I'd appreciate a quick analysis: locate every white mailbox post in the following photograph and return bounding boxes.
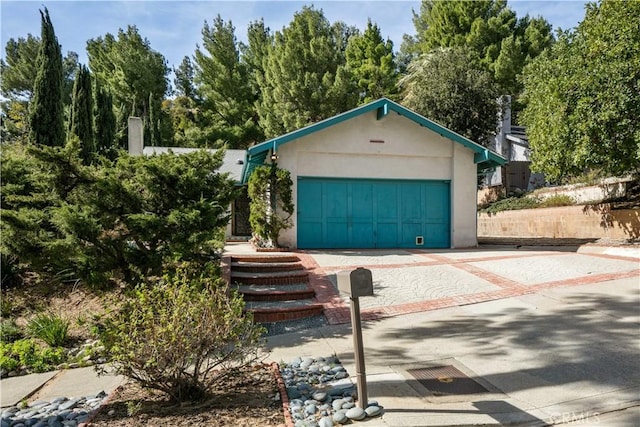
[337,267,374,409]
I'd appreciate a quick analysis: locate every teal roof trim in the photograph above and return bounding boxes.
[243,98,505,183]
[241,151,268,183]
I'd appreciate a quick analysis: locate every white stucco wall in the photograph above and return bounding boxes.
[274,110,479,248]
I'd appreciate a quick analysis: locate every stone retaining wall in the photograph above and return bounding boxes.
[478,204,640,240]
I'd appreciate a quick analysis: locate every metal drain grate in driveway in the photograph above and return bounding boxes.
[407,365,489,396]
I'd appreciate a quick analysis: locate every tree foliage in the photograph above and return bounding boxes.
[257,6,357,138]
[1,143,236,287]
[345,20,397,104]
[28,8,65,147]
[400,47,499,147]
[87,26,169,147]
[173,56,195,99]
[94,82,117,157]
[1,33,77,145]
[520,0,640,181]
[248,165,294,248]
[69,65,95,163]
[405,0,553,96]
[194,15,261,149]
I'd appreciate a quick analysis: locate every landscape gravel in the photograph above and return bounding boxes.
[1,391,108,427]
[262,314,328,336]
[280,355,383,426]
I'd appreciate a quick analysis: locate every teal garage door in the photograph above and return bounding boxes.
[297,178,450,249]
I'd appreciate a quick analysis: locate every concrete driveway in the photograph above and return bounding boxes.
[265,245,640,426]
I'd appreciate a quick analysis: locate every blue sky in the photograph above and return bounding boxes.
[1,0,588,71]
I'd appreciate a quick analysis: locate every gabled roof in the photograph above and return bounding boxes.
[242,98,506,183]
[143,147,246,184]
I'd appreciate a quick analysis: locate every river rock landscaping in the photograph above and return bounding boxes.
[281,355,383,426]
[1,392,108,427]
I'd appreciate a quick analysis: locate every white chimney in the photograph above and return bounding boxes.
[127,117,144,155]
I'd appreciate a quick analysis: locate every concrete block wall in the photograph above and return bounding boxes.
[478,204,640,241]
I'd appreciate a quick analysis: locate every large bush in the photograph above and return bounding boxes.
[248,164,294,248]
[99,264,265,402]
[1,142,236,287]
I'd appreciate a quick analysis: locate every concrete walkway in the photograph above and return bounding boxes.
[265,276,640,426]
[2,244,638,426]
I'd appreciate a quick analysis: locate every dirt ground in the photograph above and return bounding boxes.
[88,365,285,427]
[3,283,286,426]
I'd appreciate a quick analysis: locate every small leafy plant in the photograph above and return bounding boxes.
[99,263,265,403]
[0,339,65,373]
[27,312,69,347]
[0,319,22,343]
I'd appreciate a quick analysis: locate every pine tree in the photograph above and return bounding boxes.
[173,56,195,99]
[69,65,95,163]
[194,15,260,149]
[28,8,65,146]
[257,6,357,138]
[345,20,397,104]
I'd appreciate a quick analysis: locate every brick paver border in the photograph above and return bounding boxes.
[295,250,639,325]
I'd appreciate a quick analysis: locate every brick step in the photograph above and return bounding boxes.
[245,301,325,323]
[231,270,309,285]
[231,255,301,264]
[231,261,304,273]
[238,288,316,302]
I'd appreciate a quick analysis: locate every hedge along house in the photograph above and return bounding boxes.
[241,98,506,249]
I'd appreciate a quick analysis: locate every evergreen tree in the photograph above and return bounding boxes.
[345,20,397,104]
[194,15,260,149]
[241,19,271,117]
[87,26,169,148]
[404,0,553,97]
[69,65,95,163]
[257,6,357,138]
[94,81,116,156]
[173,56,195,99]
[28,8,65,147]
[147,92,162,146]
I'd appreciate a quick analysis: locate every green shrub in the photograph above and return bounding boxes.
[0,319,22,343]
[0,339,65,373]
[480,195,541,214]
[540,194,575,208]
[99,263,265,403]
[2,143,236,288]
[248,165,294,248]
[27,312,69,347]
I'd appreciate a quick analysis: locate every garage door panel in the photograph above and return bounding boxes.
[297,178,450,249]
[377,223,398,248]
[352,223,374,247]
[325,183,348,219]
[326,221,349,247]
[299,222,322,248]
[425,182,449,222]
[401,184,422,221]
[351,183,373,220]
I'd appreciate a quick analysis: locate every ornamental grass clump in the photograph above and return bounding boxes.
[99,263,265,403]
[27,312,69,347]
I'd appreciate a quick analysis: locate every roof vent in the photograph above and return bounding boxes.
[369,139,384,143]
[236,159,244,164]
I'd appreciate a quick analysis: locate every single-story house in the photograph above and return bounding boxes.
[241,98,505,249]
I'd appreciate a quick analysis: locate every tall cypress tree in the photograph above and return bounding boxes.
[29,7,65,146]
[69,65,95,163]
[94,81,116,156]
